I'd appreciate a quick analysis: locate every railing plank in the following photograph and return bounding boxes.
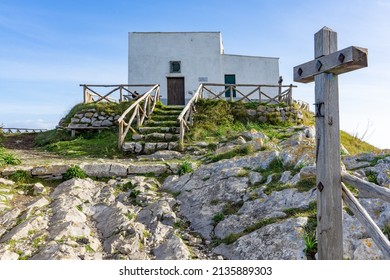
[341,183,390,259]
[341,172,390,203]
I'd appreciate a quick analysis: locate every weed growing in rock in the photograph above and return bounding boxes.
[178,160,193,176]
[129,189,141,198]
[295,177,316,192]
[383,223,390,239]
[365,170,378,185]
[116,181,134,192]
[10,170,31,184]
[85,244,95,253]
[303,232,317,258]
[125,212,137,221]
[63,165,87,181]
[0,148,21,167]
[212,213,225,224]
[221,218,278,245]
[222,201,244,216]
[209,145,257,163]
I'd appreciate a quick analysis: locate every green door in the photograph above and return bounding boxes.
[224,74,236,98]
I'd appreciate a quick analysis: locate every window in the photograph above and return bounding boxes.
[170,61,181,73]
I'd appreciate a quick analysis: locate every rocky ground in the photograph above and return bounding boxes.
[1,126,389,260]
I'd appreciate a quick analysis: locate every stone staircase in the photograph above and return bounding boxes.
[122,105,184,154]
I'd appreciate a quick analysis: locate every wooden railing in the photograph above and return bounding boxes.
[1,128,48,134]
[81,84,158,104]
[117,84,160,148]
[177,83,296,146]
[177,84,204,146]
[201,83,296,105]
[341,171,390,258]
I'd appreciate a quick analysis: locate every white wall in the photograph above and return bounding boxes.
[128,32,280,103]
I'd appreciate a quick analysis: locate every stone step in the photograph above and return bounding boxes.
[151,115,179,122]
[144,120,179,127]
[123,141,179,154]
[138,127,180,134]
[132,132,180,142]
[156,105,185,111]
[153,109,183,116]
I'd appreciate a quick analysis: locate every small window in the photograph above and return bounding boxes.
[170,61,181,73]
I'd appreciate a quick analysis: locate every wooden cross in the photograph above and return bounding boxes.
[293,27,368,260]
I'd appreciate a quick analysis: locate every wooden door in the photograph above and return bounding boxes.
[224,74,236,98]
[167,77,185,105]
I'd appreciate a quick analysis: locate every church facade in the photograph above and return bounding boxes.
[128,32,279,105]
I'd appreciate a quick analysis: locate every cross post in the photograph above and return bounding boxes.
[293,27,368,260]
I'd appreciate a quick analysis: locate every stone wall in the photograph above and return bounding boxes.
[240,103,305,125]
[66,108,121,129]
[1,162,184,180]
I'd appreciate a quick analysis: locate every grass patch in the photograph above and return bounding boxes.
[365,170,378,185]
[295,177,316,192]
[41,130,125,158]
[212,213,225,224]
[209,145,256,162]
[178,160,194,175]
[0,148,21,167]
[222,201,244,215]
[63,165,87,181]
[221,218,278,244]
[116,181,134,192]
[383,223,390,239]
[10,170,31,184]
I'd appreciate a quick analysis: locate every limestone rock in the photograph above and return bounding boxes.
[128,163,168,175]
[33,183,47,195]
[153,234,191,260]
[0,178,15,185]
[138,150,183,161]
[213,217,307,260]
[0,250,19,260]
[214,188,316,239]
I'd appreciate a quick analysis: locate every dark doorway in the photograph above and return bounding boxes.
[167,77,185,105]
[224,74,236,98]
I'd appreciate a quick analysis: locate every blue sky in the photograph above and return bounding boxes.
[1,0,389,148]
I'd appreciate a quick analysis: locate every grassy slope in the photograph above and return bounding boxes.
[340,130,380,155]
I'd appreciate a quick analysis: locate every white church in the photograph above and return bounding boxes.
[128,32,280,105]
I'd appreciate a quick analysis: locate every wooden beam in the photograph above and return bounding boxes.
[314,27,343,260]
[294,46,368,83]
[342,183,390,259]
[341,172,390,203]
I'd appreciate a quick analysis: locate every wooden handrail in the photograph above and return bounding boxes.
[177,84,204,146]
[341,183,390,259]
[117,84,160,148]
[81,84,159,104]
[341,171,390,203]
[201,83,296,105]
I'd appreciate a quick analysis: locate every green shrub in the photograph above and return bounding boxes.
[63,165,87,181]
[178,160,193,176]
[0,148,21,167]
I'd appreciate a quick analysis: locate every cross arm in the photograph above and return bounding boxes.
[293,46,368,83]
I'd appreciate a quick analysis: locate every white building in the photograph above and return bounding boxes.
[128,32,279,105]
